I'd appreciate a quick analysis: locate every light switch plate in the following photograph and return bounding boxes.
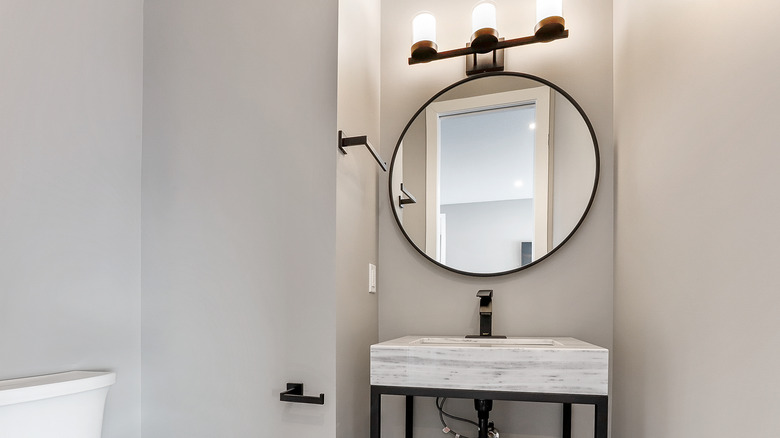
[368,263,377,294]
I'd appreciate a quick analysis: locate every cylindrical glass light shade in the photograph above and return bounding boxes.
[536,0,563,22]
[411,12,438,61]
[471,2,497,33]
[412,12,437,45]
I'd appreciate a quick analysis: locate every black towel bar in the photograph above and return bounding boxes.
[338,131,388,172]
[280,383,325,405]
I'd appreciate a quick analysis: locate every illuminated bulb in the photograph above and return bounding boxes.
[470,1,499,53]
[535,0,565,38]
[412,12,437,46]
[472,2,497,34]
[411,12,438,61]
[536,0,563,23]
[529,122,536,130]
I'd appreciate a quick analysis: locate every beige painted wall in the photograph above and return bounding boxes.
[337,0,381,436]
[613,0,780,436]
[378,0,613,436]
[0,2,143,436]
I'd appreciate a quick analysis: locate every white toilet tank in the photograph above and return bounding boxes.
[0,371,116,438]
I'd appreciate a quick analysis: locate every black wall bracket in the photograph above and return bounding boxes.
[398,183,417,209]
[280,383,325,405]
[338,130,388,172]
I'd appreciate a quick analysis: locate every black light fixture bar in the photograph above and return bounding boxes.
[409,30,568,65]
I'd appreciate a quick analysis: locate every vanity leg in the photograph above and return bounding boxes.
[370,388,381,438]
[405,395,414,438]
[593,398,608,438]
[562,403,572,438]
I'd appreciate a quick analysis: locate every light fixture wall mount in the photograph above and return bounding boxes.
[409,1,568,75]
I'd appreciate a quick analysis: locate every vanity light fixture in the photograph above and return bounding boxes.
[410,0,568,75]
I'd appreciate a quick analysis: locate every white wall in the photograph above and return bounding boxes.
[613,1,780,436]
[378,0,613,436]
[141,0,338,436]
[336,0,381,436]
[0,1,143,436]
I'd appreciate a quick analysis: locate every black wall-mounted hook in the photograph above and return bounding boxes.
[338,131,388,172]
[280,383,325,405]
[398,183,417,208]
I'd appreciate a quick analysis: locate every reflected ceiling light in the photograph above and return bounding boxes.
[410,0,568,75]
[514,180,524,188]
[529,122,537,130]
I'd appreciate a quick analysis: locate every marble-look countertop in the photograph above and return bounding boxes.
[370,336,608,395]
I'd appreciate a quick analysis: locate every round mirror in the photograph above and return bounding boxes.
[389,72,599,276]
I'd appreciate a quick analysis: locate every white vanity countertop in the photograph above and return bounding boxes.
[370,336,608,396]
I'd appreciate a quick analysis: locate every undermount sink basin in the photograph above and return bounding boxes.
[371,336,608,395]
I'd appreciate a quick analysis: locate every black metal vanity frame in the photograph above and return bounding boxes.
[370,385,608,438]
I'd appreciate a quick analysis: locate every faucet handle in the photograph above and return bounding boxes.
[477,290,493,312]
[476,290,493,298]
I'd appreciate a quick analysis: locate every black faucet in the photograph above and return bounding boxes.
[466,291,505,438]
[466,290,506,338]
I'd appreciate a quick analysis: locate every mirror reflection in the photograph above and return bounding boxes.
[390,73,598,276]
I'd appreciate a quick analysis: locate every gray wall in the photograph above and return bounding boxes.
[613,0,780,436]
[0,1,143,437]
[441,199,533,273]
[399,118,427,246]
[141,0,338,436]
[552,91,596,247]
[378,0,613,437]
[336,0,381,436]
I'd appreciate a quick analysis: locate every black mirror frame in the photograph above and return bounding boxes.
[388,71,600,277]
